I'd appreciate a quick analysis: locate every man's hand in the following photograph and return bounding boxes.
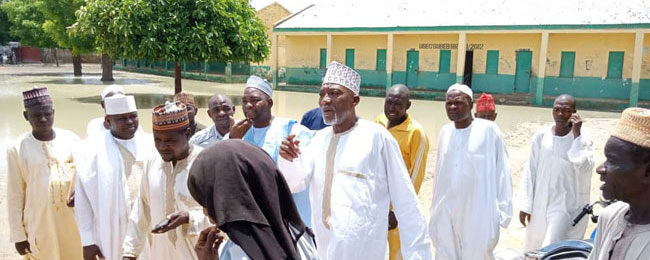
[388,211,398,230]
[14,241,30,255]
[195,226,225,260]
[153,212,190,234]
[67,192,75,207]
[569,113,583,137]
[519,211,531,227]
[279,134,301,161]
[83,244,104,260]
[228,118,252,139]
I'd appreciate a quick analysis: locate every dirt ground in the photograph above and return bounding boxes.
[0,64,619,259]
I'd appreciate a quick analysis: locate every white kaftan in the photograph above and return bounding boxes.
[75,130,154,260]
[6,129,83,260]
[428,119,512,260]
[520,126,594,251]
[122,145,210,259]
[588,202,650,260]
[86,117,107,138]
[278,119,433,260]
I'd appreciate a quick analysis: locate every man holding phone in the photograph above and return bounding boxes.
[519,94,595,251]
[122,101,209,260]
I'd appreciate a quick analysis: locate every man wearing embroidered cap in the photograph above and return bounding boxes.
[428,83,512,259]
[86,85,126,138]
[519,94,595,251]
[76,95,154,260]
[227,75,315,227]
[7,87,83,259]
[475,92,498,121]
[174,92,206,137]
[589,108,650,260]
[279,61,432,259]
[122,101,209,260]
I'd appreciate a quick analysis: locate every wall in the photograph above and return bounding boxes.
[284,35,327,85]
[331,35,388,87]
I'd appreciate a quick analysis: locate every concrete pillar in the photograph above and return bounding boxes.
[536,31,550,105]
[271,33,279,88]
[456,32,467,83]
[326,33,333,64]
[630,31,644,107]
[386,33,394,89]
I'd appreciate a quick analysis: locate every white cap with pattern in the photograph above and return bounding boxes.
[322,61,361,95]
[105,95,137,115]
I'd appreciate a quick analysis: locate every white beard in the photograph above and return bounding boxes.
[322,111,337,125]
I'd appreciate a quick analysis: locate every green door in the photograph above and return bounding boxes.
[406,50,419,88]
[345,49,355,69]
[515,50,532,93]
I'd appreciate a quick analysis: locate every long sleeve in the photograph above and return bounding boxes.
[122,166,152,257]
[519,133,540,215]
[384,135,433,259]
[495,132,513,228]
[408,129,429,194]
[567,134,595,174]
[277,134,317,193]
[75,174,97,246]
[6,145,28,243]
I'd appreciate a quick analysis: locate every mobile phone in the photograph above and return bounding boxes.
[152,219,171,233]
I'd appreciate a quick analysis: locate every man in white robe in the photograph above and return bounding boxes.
[7,87,83,260]
[123,101,209,260]
[76,95,154,260]
[86,85,125,138]
[428,84,512,260]
[589,107,650,260]
[519,95,594,251]
[228,75,314,226]
[279,62,433,260]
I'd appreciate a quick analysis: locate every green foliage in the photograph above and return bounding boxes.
[1,0,56,47]
[0,6,12,44]
[39,0,94,55]
[78,0,270,63]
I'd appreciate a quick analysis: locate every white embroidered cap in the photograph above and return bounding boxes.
[101,85,125,100]
[245,75,273,97]
[105,95,137,115]
[447,83,474,101]
[322,61,361,95]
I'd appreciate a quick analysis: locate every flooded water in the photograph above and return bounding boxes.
[0,64,622,258]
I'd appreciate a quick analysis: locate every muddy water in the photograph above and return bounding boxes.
[0,65,621,258]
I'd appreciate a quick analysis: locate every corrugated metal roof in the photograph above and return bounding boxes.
[275,0,650,30]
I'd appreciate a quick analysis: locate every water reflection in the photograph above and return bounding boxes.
[30,76,159,86]
[73,93,243,109]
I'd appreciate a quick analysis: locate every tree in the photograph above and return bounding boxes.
[39,0,95,76]
[74,0,123,81]
[0,5,12,44]
[2,0,56,48]
[79,0,269,93]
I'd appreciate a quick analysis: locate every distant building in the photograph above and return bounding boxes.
[269,0,650,106]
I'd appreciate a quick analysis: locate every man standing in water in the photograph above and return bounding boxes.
[519,94,594,251]
[376,84,429,260]
[7,87,83,259]
[589,107,650,259]
[428,84,512,259]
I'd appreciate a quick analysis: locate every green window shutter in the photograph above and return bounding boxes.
[376,49,387,71]
[320,48,327,69]
[345,49,355,69]
[559,51,576,78]
[607,51,624,79]
[439,50,451,73]
[486,50,499,74]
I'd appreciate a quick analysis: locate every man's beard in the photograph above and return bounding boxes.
[322,111,337,125]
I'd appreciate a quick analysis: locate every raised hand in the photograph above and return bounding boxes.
[228,118,252,139]
[280,134,301,161]
[569,113,583,137]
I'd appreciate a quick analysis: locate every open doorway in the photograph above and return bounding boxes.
[463,50,474,87]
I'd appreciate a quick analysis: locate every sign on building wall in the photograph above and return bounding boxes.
[419,43,484,50]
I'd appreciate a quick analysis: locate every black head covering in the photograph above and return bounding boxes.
[188,139,305,260]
